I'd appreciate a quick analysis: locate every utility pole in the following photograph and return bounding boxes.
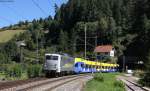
[20,46,23,63]
[123,56,125,72]
[95,35,98,73]
[85,23,87,60]
[36,30,39,63]
[95,35,97,60]
[73,37,77,56]
[18,41,26,66]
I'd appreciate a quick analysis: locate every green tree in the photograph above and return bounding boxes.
[70,29,78,55]
[98,17,108,31]
[0,52,7,64]
[107,17,117,44]
[58,30,69,52]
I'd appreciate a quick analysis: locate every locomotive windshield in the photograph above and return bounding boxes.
[46,55,58,60]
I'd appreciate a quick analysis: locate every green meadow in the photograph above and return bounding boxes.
[0,30,25,43]
[84,73,125,91]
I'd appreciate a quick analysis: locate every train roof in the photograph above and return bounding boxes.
[45,53,73,58]
[45,53,60,56]
[74,58,119,67]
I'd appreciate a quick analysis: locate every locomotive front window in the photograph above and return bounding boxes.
[46,55,58,60]
[46,55,51,60]
[52,56,58,60]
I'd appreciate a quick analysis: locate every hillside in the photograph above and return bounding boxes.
[0,0,149,86]
[0,30,26,43]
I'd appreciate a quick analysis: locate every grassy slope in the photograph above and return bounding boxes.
[84,73,125,91]
[0,30,26,43]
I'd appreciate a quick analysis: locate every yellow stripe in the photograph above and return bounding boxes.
[74,57,119,67]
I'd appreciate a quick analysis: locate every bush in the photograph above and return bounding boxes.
[6,64,23,78]
[138,72,150,87]
[133,70,144,77]
[114,80,124,88]
[94,73,104,82]
[27,64,42,78]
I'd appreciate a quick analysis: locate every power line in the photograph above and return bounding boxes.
[4,5,26,20]
[32,0,47,15]
[0,4,27,27]
[0,16,13,24]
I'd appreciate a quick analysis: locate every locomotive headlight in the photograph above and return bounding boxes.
[44,64,47,67]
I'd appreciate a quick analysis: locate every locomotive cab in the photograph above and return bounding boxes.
[43,54,61,75]
[44,53,75,77]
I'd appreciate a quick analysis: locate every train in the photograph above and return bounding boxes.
[43,53,119,77]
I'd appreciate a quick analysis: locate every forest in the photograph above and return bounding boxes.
[0,0,150,86]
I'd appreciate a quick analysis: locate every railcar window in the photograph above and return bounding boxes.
[81,64,83,67]
[86,65,88,68]
[75,63,78,67]
[81,64,85,68]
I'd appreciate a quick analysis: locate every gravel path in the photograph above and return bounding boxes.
[51,75,93,91]
[0,74,92,91]
[25,74,93,91]
[0,74,91,91]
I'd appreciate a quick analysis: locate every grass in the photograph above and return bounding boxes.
[84,73,125,91]
[0,30,26,43]
[6,72,28,81]
[0,72,6,80]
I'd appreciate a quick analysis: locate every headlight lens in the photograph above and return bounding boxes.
[44,64,47,67]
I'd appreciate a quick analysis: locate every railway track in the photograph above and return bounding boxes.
[121,79,149,91]
[0,74,92,91]
[0,77,47,90]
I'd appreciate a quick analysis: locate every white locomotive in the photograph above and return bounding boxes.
[43,53,75,77]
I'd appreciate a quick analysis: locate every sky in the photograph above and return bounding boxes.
[0,0,68,28]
